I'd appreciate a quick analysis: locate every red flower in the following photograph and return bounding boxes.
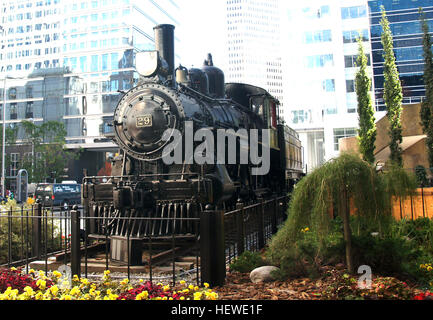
[0,268,53,294]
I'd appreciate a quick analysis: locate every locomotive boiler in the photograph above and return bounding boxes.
[82,24,303,263]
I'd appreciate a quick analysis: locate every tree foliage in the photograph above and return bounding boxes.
[355,37,377,164]
[267,153,417,276]
[380,7,404,167]
[419,8,433,173]
[19,121,77,183]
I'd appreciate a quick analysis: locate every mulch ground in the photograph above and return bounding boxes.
[213,272,325,300]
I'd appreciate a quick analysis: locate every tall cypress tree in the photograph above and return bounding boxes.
[355,37,376,164]
[380,7,403,167]
[419,9,433,173]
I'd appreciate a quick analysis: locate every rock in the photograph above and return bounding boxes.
[250,266,280,284]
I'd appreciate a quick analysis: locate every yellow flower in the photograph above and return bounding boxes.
[136,291,149,300]
[23,286,34,295]
[203,282,209,288]
[61,295,72,300]
[52,270,62,278]
[10,267,17,271]
[209,292,218,300]
[50,285,59,296]
[193,292,202,300]
[70,286,81,296]
[188,284,194,290]
[163,285,170,292]
[179,280,186,285]
[36,279,46,290]
[120,278,129,285]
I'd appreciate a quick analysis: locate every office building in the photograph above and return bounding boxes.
[368,0,433,110]
[0,0,180,183]
[225,0,285,117]
[283,0,377,171]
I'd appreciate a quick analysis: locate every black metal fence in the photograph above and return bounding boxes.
[0,195,288,287]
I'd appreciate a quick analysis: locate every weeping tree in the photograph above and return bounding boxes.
[355,37,377,164]
[380,7,404,167]
[267,153,417,275]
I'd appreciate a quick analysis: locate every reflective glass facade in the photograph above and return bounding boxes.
[368,0,433,110]
[0,0,180,181]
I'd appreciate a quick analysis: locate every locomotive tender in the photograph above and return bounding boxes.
[82,24,303,263]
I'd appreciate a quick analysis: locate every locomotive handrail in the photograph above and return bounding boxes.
[82,172,203,182]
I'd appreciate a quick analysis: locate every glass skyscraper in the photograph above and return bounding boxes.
[283,0,374,170]
[368,0,433,110]
[0,0,180,182]
[225,0,285,117]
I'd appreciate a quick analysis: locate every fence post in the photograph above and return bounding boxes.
[200,205,225,287]
[257,198,265,249]
[236,199,245,256]
[271,196,278,234]
[32,201,42,259]
[71,205,81,277]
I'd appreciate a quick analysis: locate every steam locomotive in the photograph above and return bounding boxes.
[82,24,303,260]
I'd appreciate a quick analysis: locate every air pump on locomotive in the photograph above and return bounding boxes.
[82,24,303,264]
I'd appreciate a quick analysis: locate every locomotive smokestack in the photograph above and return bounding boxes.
[153,24,175,84]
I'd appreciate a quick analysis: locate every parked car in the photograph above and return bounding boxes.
[35,183,82,209]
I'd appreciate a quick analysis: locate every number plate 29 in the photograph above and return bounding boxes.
[136,115,152,128]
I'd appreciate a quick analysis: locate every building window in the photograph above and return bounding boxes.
[333,128,357,151]
[343,29,369,43]
[10,153,20,177]
[8,88,17,100]
[305,29,332,44]
[291,110,311,124]
[322,79,335,92]
[26,102,34,118]
[341,6,367,20]
[306,54,334,68]
[10,103,17,119]
[345,54,370,68]
[346,80,355,93]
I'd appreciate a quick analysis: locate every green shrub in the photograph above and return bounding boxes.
[229,251,267,273]
[0,200,61,264]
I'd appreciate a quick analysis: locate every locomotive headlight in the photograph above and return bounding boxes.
[135,51,169,78]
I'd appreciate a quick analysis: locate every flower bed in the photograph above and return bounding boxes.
[321,269,424,300]
[0,268,218,300]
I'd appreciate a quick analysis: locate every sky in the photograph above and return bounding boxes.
[175,1,226,70]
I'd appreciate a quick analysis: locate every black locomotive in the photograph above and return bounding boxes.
[82,24,303,261]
